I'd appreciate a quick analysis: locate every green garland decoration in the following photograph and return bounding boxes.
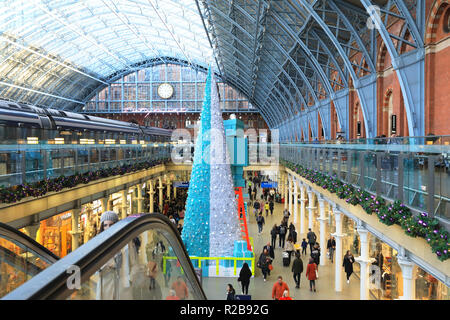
[281,160,449,262]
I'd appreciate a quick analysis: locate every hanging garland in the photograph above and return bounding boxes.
[0,159,168,204]
[281,160,449,262]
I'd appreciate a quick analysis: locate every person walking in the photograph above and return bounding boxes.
[327,235,336,263]
[284,236,295,264]
[256,212,265,235]
[253,200,260,218]
[343,250,355,284]
[311,243,321,269]
[278,223,287,249]
[263,242,275,262]
[238,262,252,295]
[264,202,270,217]
[301,238,308,256]
[270,224,278,249]
[269,200,274,216]
[271,276,290,300]
[258,248,272,282]
[291,252,303,289]
[288,223,297,244]
[171,276,189,300]
[278,290,293,300]
[305,258,318,292]
[226,284,236,300]
[307,228,317,254]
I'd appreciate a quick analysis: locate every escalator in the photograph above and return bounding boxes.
[2,214,207,300]
[0,222,59,298]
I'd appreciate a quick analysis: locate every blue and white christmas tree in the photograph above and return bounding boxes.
[181,67,240,258]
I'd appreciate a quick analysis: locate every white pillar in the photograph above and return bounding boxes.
[166,177,171,201]
[300,185,306,235]
[307,190,316,230]
[148,181,155,213]
[288,176,293,215]
[355,225,375,300]
[70,208,82,251]
[158,177,163,212]
[293,179,298,224]
[284,175,288,209]
[136,184,144,213]
[331,208,345,292]
[121,189,128,219]
[397,255,415,300]
[318,198,327,266]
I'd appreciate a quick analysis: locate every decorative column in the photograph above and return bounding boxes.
[158,177,163,212]
[288,176,293,215]
[121,189,128,219]
[148,181,155,213]
[331,207,346,292]
[307,190,316,230]
[284,174,288,209]
[355,224,375,300]
[136,184,144,213]
[100,197,108,214]
[300,185,306,235]
[293,179,298,224]
[70,208,82,251]
[397,253,415,300]
[317,197,327,266]
[166,176,171,201]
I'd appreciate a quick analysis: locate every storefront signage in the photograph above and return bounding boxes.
[173,181,189,188]
[261,181,277,189]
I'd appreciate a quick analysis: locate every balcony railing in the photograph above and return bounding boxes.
[279,136,450,223]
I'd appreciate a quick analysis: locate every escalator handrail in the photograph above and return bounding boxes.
[0,222,59,263]
[2,213,207,300]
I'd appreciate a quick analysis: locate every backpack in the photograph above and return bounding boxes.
[257,215,263,224]
[279,225,286,235]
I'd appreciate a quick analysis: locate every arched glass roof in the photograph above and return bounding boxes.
[0,0,423,135]
[0,0,213,109]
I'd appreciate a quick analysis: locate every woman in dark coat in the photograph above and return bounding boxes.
[342,250,355,284]
[238,262,252,295]
[226,284,236,300]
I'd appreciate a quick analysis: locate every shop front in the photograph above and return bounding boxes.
[34,211,72,258]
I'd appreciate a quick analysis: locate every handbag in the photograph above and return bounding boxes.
[268,264,273,271]
[315,268,319,279]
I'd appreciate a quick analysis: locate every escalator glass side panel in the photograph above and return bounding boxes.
[69,228,198,300]
[0,234,52,298]
[3,214,206,300]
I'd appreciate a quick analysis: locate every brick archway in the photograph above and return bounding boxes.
[426,0,449,44]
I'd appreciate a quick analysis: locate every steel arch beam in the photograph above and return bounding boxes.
[360,0,425,137]
[293,0,377,138]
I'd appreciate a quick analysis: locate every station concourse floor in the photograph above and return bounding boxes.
[201,186,361,300]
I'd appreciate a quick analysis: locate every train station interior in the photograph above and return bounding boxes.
[0,0,449,301]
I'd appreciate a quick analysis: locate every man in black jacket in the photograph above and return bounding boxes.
[307,228,317,253]
[291,252,304,288]
[327,235,336,263]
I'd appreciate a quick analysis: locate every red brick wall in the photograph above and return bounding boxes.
[425,0,450,135]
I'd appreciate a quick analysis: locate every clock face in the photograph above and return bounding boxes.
[157,83,174,99]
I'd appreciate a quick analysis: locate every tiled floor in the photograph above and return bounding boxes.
[202,186,361,300]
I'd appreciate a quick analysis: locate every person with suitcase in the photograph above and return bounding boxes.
[284,236,295,266]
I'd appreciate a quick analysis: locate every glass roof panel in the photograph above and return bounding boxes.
[0,0,214,109]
